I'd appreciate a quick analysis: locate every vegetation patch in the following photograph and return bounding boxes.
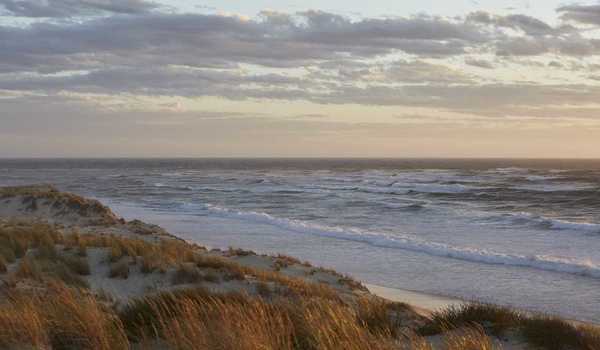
[419,303,522,336]
[109,260,130,279]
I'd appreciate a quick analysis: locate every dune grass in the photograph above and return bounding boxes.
[0,223,91,288]
[109,260,130,279]
[0,256,6,273]
[0,282,128,350]
[119,288,404,350]
[0,185,119,225]
[171,264,204,285]
[0,280,430,350]
[442,325,500,350]
[419,303,521,336]
[520,316,600,350]
[419,303,600,350]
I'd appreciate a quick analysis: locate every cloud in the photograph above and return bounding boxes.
[467,11,555,36]
[494,34,600,57]
[0,11,491,75]
[465,58,495,69]
[1,7,600,125]
[0,0,158,17]
[558,4,600,26]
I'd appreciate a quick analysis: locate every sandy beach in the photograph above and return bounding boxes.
[366,284,463,315]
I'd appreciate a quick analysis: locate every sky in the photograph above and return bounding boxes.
[2,0,600,158]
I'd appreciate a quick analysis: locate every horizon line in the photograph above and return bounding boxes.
[2,156,600,161]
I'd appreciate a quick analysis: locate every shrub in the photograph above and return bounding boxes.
[49,263,90,289]
[227,247,256,257]
[195,255,231,269]
[61,255,91,276]
[443,325,499,350]
[109,261,129,279]
[77,243,88,257]
[520,316,600,350]
[109,244,124,263]
[35,240,58,261]
[356,298,409,338]
[0,256,7,273]
[0,246,16,263]
[338,274,367,291]
[171,265,203,285]
[419,303,521,336]
[119,289,398,350]
[12,238,28,258]
[0,282,128,350]
[256,282,272,298]
[14,255,90,289]
[140,252,162,274]
[203,271,219,283]
[15,257,42,281]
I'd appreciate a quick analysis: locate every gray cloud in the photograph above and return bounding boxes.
[495,34,600,57]
[1,7,600,123]
[465,58,495,69]
[0,0,158,17]
[0,11,490,75]
[467,11,555,36]
[558,4,600,26]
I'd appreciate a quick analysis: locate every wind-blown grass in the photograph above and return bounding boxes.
[120,288,402,350]
[0,282,128,350]
[419,303,600,350]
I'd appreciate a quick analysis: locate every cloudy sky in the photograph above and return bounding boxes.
[2,0,600,158]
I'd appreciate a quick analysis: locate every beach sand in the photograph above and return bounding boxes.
[366,283,463,315]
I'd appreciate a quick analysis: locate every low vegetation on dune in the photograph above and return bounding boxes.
[419,303,600,350]
[0,282,128,350]
[0,219,426,349]
[0,185,121,225]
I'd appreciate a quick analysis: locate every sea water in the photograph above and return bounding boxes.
[2,158,599,322]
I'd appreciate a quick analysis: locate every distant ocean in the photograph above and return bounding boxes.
[2,158,600,322]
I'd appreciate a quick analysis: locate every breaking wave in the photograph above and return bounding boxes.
[490,212,600,233]
[202,204,600,278]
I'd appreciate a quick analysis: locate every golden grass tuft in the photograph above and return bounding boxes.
[61,254,91,276]
[14,257,42,281]
[0,246,16,264]
[171,264,204,285]
[443,325,500,350]
[0,185,120,226]
[419,303,521,336]
[0,282,128,350]
[420,302,600,350]
[520,316,600,350]
[120,288,399,350]
[355,297,411,338]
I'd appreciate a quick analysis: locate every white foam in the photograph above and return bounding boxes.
[403,183,474,194]
[513,183,595,192]
[153,183,193,191]
[202,204,600,279]
[524,175,562,181]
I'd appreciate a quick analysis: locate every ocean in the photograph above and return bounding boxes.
[1,158,599,322]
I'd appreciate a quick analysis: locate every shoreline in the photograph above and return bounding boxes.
[105,199,600,325]
[365,283,463,316]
